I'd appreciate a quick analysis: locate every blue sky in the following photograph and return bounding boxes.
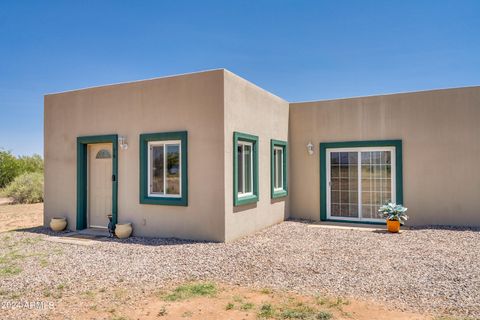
[0,1,479,156]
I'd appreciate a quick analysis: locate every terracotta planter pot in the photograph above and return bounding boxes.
[50,217,67,232]
[387,220,400,233]
[115,223,133,239]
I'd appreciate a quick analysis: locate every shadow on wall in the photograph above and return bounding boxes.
[233,202,257,213]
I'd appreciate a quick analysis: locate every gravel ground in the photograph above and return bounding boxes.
[1,221,479,319]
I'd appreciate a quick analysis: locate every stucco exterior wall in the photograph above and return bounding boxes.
[223,70,290,242]
[44,70,226,241]
[289,86,480,226]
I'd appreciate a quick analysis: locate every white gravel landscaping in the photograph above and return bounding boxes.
[1,221,479,319]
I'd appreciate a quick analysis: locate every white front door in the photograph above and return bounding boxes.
[326,147,396,222]
[88,143,113,228]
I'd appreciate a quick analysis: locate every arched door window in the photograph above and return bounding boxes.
[95,149,112,159]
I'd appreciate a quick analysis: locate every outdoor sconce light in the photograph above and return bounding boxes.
[307,142,314,155]
[118,136,128,150]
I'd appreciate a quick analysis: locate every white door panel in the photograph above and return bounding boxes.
[88,143,112,228]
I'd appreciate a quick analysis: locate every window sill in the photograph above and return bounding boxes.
[234,194,258,206]
[272,189,288,199]
[140,195,187,206]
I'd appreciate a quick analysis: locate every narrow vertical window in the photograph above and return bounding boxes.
[271,140,288,198]
[237,141,254,196]
[274,147,283,190]
[234,132,259,206]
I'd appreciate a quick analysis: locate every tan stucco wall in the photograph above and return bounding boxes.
[44,70,226,241]
[223,70,290,242]
[289,86,480,226]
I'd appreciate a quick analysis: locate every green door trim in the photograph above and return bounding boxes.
[77,134,118,230]
[319,139,403,223]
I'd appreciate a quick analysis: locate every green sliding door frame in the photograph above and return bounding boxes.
[77,134,118,229]
[319,140,403,224]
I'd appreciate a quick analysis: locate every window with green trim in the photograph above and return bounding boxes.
[140,131,188,206]
[271,139,288,198]
[233,132,258,206]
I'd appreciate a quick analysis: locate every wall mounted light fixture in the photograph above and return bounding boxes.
[307,142,314,155]
[118,136,128,150]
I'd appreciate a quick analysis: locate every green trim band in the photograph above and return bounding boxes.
[77,134,118,230]
[139,131,188,206]
[270,139,288,199]
[319,139,403,221]
[233,131,259,206]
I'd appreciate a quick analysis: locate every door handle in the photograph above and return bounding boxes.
[112,174,116,182]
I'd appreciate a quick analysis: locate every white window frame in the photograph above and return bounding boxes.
[147,140,182,198]
[326,146,396,222]
[273,146,284,191]
[237,140,254,198]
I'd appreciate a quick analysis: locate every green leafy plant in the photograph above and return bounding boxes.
[378,202,408,224]
[258,303,276,318]
[3,172,43,204]
[163,282,217,301]
[240,302,254,310]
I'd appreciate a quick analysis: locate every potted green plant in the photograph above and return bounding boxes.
[378,202,408,233]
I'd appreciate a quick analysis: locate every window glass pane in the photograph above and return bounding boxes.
[330,151,358,218]
[273,149,278,188]
[151,145,164,194]
[237,145,244,194]
[166,144,180,195]
[360,150,393,219]
[274,148,283,189]
[244,144,252,193]
[331,152,340,165]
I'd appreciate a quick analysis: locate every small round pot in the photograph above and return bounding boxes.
[387,220,400,233]
[115,223,133,239]
[50,217,67,232]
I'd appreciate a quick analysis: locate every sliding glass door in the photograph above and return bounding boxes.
[326,147,396,222]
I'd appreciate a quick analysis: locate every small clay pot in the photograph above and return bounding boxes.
[115,223,133,239]
[50,217,67,232]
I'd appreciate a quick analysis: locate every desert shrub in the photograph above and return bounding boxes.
[17,154,43,174]
[3,172,44,204]
[0,150,43,188]
[0,150,20,188]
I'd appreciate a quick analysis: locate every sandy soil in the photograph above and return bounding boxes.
[52,284,431,320]
[0,202,43,232]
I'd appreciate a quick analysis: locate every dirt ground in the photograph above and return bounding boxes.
[0,201,43,232]
[53,283,431,320]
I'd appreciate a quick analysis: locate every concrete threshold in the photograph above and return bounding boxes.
[307,222,388,232]
[45,228,111,246]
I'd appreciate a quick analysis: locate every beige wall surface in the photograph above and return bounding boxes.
[289,86,480,226]
[44,70,226,241]
[223,70,290,242]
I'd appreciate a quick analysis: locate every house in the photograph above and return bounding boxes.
[44,69,480,242]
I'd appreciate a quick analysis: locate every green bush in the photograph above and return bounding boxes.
[0,150,20,188]
[17,154,43,174]
[0,150,43,189]
[3,172,44,204]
